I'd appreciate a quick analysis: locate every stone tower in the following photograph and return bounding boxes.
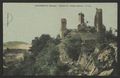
[94,8,103,32]
[78,12,86,31]
[94,8,106,43]
[78,12,84,24]
[61,18,67,38]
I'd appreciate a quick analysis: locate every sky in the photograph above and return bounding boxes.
[3,3,117,43]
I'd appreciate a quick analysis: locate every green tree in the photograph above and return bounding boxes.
[64,36,82,60]
[30,34,52,56]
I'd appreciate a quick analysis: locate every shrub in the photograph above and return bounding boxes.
[64,36,82,61]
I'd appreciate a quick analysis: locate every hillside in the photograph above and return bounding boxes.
[3,41,32,50]
[3,34,117,76]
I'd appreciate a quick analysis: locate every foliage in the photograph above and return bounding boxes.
[4,30,117,75]
[105,31,117,43]
[30,34,61,57]
[33,42,60,75]
[30,34,52,56]
[64,36,82,60]
[3,34,61,75]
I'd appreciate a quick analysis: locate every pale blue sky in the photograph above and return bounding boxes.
[3,3,117,43]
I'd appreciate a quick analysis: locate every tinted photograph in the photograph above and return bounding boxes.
[3,3,117,76]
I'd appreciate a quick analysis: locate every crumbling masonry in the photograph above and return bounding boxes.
[60,8,106,43]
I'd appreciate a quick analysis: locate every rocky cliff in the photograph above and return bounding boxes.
[58,34,117,76]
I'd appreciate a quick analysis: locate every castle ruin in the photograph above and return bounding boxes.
[60,8,106,43]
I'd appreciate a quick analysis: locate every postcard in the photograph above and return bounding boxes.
[3,3,118,76]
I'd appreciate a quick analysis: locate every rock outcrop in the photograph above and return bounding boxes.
[58,35,117,76]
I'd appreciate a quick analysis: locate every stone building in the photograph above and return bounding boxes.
[61,18,67,38]
[60,8,106,43]
[94,8,106,42]
[78,12,87,31]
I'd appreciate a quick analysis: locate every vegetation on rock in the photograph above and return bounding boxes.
[3,32,117,76]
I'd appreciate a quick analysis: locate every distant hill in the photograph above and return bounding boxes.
[3,41,32,50]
